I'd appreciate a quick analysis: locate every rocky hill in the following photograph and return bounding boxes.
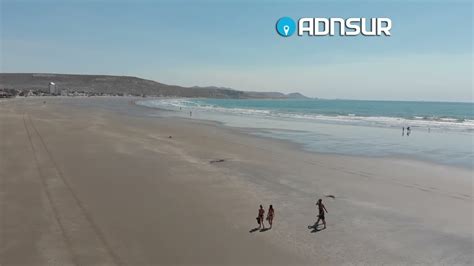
[0,73,307,99]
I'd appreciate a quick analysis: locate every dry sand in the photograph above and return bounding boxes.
[0,97,472,265]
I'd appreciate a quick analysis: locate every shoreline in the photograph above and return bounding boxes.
[133,98,474,171]
[134,97,474,132]
[1,97,472,265]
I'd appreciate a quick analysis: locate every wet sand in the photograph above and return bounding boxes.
[0,97,472,265]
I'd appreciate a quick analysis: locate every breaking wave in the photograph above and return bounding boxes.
[137,98,474,132]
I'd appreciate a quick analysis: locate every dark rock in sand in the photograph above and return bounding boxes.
[210,159,226,164]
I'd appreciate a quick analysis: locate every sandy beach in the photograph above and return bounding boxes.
[1,97,472,265]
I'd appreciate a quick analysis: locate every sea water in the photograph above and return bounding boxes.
[137,98,474,169]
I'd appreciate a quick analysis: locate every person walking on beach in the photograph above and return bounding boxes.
[266,205,275,229]
[407,126,411,136]
[402,127,405,136]
[315,199,328,229]
[257,205,265,229]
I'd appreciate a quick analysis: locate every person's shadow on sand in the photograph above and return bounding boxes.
[249,227,271,233]
[308,223,325,233]
[249,227,260,233]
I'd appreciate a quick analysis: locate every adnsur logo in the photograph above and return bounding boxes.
[276,17,392,37]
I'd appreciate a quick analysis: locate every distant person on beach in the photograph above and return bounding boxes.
[402,127,405,136]
[189,111,192,117]
[257,205,265,229]
[407,126,411,136]
[266,205,275,229]
[315,199,328,229]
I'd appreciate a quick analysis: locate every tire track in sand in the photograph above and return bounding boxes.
[24,114,122,266]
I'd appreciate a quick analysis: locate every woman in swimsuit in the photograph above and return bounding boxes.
[258,205,265,229]
[267,205,275,229]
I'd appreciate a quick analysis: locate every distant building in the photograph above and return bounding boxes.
[49,82,57,94]
[0,91,12,98]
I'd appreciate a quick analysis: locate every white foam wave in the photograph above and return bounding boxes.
[136,99,474,132]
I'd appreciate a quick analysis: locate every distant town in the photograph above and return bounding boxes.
[0,83,147,98]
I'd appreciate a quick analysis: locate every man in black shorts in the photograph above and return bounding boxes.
[315,199,328,229]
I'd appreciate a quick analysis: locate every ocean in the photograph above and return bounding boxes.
[137,98,474,169]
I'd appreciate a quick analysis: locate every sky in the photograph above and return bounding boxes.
[1,0,472,101]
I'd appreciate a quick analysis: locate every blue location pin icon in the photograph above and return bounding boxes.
[283,25,290,36]
[276,17,295,37]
